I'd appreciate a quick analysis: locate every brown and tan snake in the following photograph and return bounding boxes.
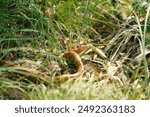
[54,50,84,82]
[54,44,106,82]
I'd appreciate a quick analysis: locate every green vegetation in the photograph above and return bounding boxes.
[0,0,150,100]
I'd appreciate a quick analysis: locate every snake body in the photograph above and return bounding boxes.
[54,45,105,82]
[54,50,84,82]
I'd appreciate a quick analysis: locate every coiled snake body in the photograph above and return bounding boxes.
[55,50,84,82]
[54,45,105,82]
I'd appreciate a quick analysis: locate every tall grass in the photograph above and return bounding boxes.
[81,0,91,36]
[134,3,150,86]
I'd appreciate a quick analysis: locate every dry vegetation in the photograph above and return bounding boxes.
[0,0,150,99]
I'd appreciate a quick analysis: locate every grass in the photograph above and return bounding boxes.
[0,0,150,100]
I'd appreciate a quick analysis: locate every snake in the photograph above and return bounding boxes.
[54,45,106,82]
[54,45,91,82]
[54,50,84,82]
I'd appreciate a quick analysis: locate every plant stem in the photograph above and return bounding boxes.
[79,0,91,40]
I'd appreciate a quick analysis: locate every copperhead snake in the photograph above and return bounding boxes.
[54,45,106,82]
[54,50,84,82]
